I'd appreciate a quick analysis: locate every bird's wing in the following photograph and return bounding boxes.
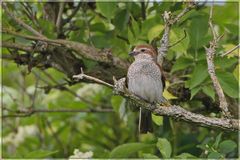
[155,62,166,90]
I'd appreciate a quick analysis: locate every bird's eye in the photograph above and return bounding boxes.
[141,49,146,52]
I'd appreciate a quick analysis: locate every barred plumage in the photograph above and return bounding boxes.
[127,44,165,133]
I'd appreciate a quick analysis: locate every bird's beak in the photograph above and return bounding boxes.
[129,51,137,56]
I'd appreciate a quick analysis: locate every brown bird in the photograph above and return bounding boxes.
[127,44,166,133]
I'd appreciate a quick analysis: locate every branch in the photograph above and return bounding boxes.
[72,71,239,132]
[56,2,64,33]
[2,3,45,38]
[157,2,198,64]
[205,5,232,118]
[221,44,240,57]
[73,68,114,88]
[1,41,42,52]
[2,29,130,70]
[2,108,113,118]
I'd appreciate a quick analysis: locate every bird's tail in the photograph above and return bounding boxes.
[139,107,153,133]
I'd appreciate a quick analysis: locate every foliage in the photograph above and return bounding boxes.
[2,1,239,159]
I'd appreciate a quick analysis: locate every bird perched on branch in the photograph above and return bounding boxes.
[127,44,166,133]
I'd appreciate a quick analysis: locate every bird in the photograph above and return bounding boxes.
[127,44,166,133]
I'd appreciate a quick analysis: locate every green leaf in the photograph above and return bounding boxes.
[233,64,239,81]
[142,153,159,159]
[207,152,223,159]
[190,86,201,99]
[189,62,208,89]
[152,114,163,126]
[202,85,215,101]
[170,28,190,55]
[128,26,135,45]
[175,153,197,158]
[109,143,154,158]
[219,140,237,154]
[171,57,193,73]
[188,15,209,49]
[38,19,56,39]
[24,150,58,158]
[216,71,239,98]
[113,9,129,32]
[213,132,222,149]
[147,24,164,42]
[96,2,117,19]
[131,16,140,37]
[157,138,172,158]
[92,35,110,48]
[215,57,238,69]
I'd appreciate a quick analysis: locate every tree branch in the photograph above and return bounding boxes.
[2,108,113,118]
[157,2,198,64]
[72,71,239,132]
[1,41,42,52]
[56,2,64,34]
[73,68,114,88]
[2,29,130,70]
[221,44,240,57]
[205,5,232,118]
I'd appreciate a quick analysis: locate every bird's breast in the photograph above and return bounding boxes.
[127,60,163,103]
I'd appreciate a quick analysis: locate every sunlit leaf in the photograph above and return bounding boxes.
[147,24,164,42]
[175,153,197,158]
[142,153,159,158]
[189,62,208,89]
[216,71,239,98]
[157,138,172,158]
[96,2,117,19]
[24,150,58,158]
[152,114,163,126]
[109,143,154,158]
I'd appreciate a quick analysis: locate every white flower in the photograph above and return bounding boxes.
[69,149,93,159]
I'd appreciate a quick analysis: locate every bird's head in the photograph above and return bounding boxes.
[129,44,157,61]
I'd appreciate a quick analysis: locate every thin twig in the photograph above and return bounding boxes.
[1,41,42,52]
[56,2,64,34]
[209,5,217,40]
[2,3,45,38]
[2,108,113,118]
[73,68,114,88]
[221,44,240,57]
[41,70,99,106]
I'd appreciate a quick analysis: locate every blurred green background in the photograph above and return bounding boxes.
[1,1,239,159]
